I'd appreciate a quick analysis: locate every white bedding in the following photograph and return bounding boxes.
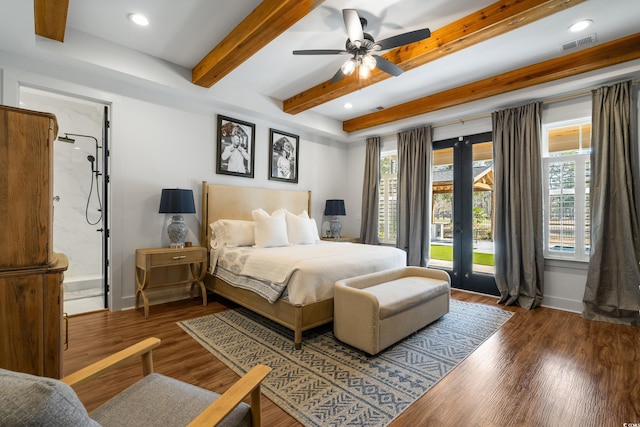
[210,242,406,305]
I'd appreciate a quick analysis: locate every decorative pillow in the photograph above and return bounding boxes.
[222,220,255,247]
[209,220,255,248]
[252,209,289,247]
[284,210,317,245]
[209,221,226,249]
[0,368,100,426]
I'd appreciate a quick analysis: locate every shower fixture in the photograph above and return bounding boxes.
[57,133,103,226]
[58,135,76,144]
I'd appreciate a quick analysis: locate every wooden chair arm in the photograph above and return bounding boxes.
[187,364,272,427]
[61,337,161,388]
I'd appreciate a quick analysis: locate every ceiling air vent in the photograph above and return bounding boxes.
[560,33,597,52]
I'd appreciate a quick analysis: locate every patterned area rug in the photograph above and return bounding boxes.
[178,299,513,427]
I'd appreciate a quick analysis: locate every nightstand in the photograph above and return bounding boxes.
[135,246,207,318]
[321,236,360,243]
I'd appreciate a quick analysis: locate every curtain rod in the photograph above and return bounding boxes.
[376,78,640,140]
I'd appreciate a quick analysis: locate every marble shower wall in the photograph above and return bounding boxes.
[19,87,105,282]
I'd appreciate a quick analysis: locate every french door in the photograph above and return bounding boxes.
[430,132,498,295]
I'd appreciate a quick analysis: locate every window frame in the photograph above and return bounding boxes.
[541,117,591,262]
[378,150,397,244]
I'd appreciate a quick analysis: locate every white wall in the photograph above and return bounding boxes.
[0,59,349,311]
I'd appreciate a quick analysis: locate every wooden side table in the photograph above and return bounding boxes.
[321,236,360,243]
[135,246,207,318]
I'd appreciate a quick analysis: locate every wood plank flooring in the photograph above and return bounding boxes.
[63,291,640,427]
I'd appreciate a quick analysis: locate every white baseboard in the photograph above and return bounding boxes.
[541,295,583,313]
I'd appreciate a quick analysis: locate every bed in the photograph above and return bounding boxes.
[200,182,406,348]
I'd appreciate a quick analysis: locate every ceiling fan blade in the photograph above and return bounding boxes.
[330,68,345,84]
[343,9,364,48]
[375,28,431,50]
[372,55,403,77]
[292,49,348,55]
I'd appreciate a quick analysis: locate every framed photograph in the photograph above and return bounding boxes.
[269,129,299,183]
[216,115,255,178]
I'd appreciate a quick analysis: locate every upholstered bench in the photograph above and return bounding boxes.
[334,266,451,355]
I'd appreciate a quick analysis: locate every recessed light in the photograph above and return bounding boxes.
[128,13,149,26]
[569,19,592,32]
[344,102,353,109]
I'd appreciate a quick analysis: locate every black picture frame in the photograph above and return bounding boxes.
[216,115,255,178]
[268,129,299,183]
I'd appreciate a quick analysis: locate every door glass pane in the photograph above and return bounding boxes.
[430,147,453,270]
[472,142,494,274]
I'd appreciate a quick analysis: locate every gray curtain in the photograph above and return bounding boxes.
[360,136,380,244]
[583,80,640,326]
[396,126,432,266]
[492,102,544,309]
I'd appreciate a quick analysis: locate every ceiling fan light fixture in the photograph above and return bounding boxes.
[341,58,356,76]
[293,9,432,84]
[358,64,371,79]
[362,54,376,70]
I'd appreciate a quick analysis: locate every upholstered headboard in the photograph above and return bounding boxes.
[200,182,311,246]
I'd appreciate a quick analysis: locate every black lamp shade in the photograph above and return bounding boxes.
[159,189,196,214]
[324,199,346,216]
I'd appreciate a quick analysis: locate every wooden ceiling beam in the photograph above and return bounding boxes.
[34,0,69,42]
[192,0,323,88]
[283,0,585,115]
[343,32,640,133]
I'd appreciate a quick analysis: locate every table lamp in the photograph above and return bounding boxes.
[324,199,346,238]
[159,188,196,248]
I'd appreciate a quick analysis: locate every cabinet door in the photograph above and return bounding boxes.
[0,106,56,269]
[43,272,62,378]
[0,274,45,375]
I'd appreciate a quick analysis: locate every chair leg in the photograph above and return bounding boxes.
[142,350,153,376]
[250,385,262,427]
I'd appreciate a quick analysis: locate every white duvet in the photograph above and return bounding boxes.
[211,242,406,305]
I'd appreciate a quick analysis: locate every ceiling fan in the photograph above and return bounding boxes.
[293,9,431,83]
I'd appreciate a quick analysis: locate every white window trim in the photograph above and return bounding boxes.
[379,149,397,245]
[541,118,591,262]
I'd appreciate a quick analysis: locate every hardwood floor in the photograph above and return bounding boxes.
[63,291,640,427]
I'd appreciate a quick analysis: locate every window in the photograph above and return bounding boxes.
[542,119,591,261]
[379,151,397,243]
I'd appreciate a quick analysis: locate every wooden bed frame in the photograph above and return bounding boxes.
[200,182,334,349]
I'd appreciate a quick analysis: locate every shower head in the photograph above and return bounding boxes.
[87,155,95,163]
[58,134,76,144]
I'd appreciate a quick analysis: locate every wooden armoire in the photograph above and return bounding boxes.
[0,105,68,378]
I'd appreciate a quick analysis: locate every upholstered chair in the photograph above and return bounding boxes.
[0,337,271,426]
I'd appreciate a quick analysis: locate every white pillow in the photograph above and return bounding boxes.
[285,210,317,245]
[252,209,289,247]
[309,218,321,242]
